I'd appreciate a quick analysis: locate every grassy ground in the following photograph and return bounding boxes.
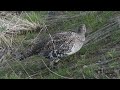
[0,11,120,79]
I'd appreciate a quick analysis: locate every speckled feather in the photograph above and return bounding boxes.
[40,31,86,60]
[14,24,86,62]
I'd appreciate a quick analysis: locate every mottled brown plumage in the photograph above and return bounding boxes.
[14,24,86,67]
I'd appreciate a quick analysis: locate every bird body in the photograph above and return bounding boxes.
[13,24,86,67]
[39,24,86,62]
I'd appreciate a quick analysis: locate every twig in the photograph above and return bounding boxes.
[41,59,73,79]
[83,57,119,68]
[13,58,32,79]
[6,61,20,79]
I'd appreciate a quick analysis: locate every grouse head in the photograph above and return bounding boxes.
[77,24,86,35]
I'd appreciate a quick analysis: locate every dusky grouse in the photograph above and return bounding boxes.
[13,24,86,67]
